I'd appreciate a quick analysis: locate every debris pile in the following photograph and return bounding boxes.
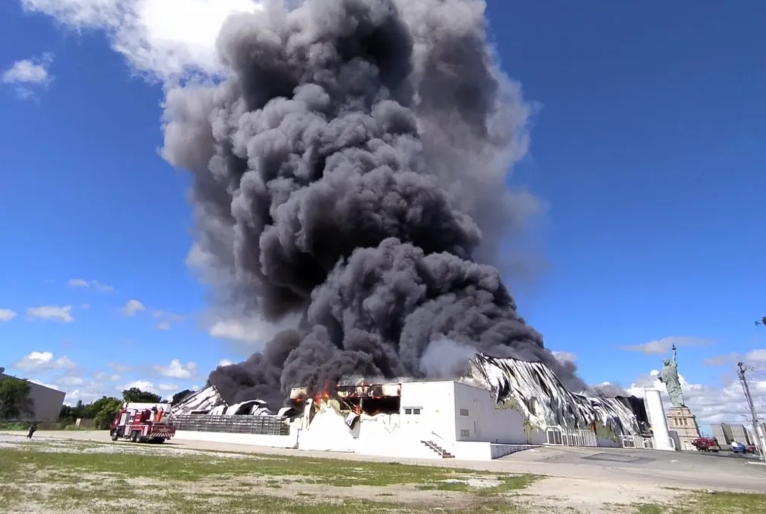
[467,354,649,436]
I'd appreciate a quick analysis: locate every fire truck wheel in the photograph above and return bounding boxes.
[130,431,139,443]
[110,430,118,441]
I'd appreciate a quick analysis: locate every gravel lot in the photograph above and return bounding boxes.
[2,431,765,513]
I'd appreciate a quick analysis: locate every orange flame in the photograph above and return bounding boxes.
[312,383,332,404]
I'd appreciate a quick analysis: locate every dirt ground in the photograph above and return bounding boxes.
[2,431,764,513]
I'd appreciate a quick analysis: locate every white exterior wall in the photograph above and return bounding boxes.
[125,402,171,412]
[399,381,457,442]
[644,388,674,451]
[452,382,545,445]
[175,430,298,448]
[754,424,766,457]
[297,404,441,459]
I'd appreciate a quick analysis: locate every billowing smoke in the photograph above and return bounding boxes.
[589,383,629,398]
[162,0,580,406]
[418,337,478,379]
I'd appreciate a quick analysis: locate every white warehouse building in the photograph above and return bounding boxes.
[297,379,551,460]
[171,353,662,460]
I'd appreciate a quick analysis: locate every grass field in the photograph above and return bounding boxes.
[0,436,764,513]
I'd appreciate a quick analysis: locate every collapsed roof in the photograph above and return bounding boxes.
[466,353,648,436]
[170,383,274,417]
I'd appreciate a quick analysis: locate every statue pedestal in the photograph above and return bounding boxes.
[667,407,701,451]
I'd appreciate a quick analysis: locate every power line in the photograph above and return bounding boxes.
[737,361,766,462]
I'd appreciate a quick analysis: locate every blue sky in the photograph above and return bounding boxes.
[0,0,764,426]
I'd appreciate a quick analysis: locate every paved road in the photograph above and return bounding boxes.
[9,431,766,494]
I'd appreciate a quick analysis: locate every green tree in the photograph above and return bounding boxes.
[57,396,124,429]
[60,398,99,422]
[92,397,123,430]
[122,387,161,403]
[0,377,33,420]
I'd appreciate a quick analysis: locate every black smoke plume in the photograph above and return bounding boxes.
[161,0,580,406]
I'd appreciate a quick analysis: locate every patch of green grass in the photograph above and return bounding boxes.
[0,422,85,431]
[418,474,539,495]
[634,504,666,514]
[0,443,539,513]
[0,422,30,430]
[0,444,535,490]
[634,491,766,514]
[162,493,446,514]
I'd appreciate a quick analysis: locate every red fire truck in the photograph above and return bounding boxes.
[110,403,176,443]
[690,437,720,452]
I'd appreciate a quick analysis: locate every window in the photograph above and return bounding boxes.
[403,407,422,415]
[460,429,470,438]
[459,408,469,417]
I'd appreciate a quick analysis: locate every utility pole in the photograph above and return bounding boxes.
[737,362,766,462]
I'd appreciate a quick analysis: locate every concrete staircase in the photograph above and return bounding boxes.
[421,440,454,458]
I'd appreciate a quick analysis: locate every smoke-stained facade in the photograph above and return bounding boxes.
[161,0,571,404]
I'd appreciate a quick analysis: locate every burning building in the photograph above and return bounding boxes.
[171,352,658,460]
[158,0,668,460]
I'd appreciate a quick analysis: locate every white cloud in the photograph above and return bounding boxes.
[30,379,60,391]
[26,305,74,322]
[62,372,124,404]
[57,376,85,387]
[1,55,52,84]
[108,363,131,373]
[218,359,233,367]
[64,389,103,405]
[121,380,154,391]
[627,371,766,426]
[208,314,299,345]
[152,310,184,330]
[93,371,121,382]
[16,360,191,405]
[13,351,76,372]
[0,309,17,321]
[744,349,766,363]
[2,53,54,98]
[19,0,262,82]
[620,336,714,355]
[703,348,766,368]
[119,303,184,328]
[117,380,178,397]
[122,299,145,317]
[67,278,114,292]
[154,359,197,379]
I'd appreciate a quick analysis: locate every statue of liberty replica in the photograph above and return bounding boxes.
[657,344,700,450]
[658,344,685,408]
